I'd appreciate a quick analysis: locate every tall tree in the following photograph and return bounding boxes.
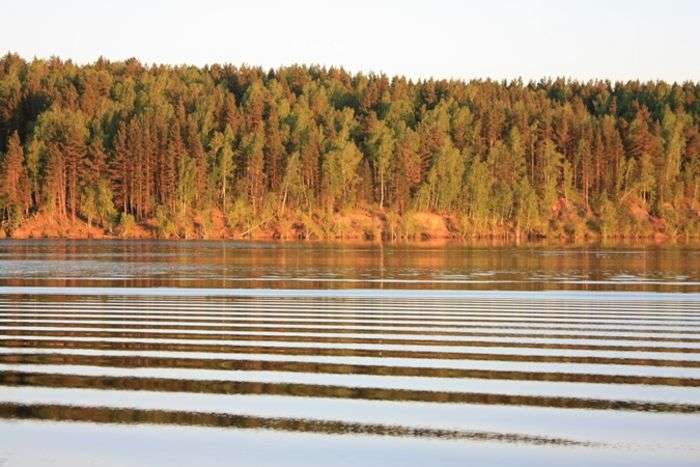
[365,112,395,209]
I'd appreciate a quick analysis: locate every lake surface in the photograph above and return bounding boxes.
[0,240,699,466]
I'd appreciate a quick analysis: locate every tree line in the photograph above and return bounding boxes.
[0,53,699,240]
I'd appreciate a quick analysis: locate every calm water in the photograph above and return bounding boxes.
[0,240,699,466]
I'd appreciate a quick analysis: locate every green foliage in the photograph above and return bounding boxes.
[638,151,656,205]
[416,142,465,212]
[154,205,177,238]
[97,179,116,228]
[280,151,308,212]
[321,140,362,211]
[176,155,197,215]
[80,179,116,229]
[1,202,23,236]
[116,212,137,237]
[514,177,540,234]
[208,126,236,211]
[27,108,88,218]
[540,141,563,217]
[365,113,396,209]
[599,199,619,238]
[0,52,698,240]
[225,198,253,232]
[79,185,97,227]
[463,158,491,225]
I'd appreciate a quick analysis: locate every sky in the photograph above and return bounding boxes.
[2,0,699,82]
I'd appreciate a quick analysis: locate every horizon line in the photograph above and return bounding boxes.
[3,51,698,86]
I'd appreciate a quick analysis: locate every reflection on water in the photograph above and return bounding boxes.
[0,239,698,291]
[0,241,699,466]
[0,402,594,446]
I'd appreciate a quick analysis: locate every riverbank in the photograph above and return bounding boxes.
[3,203,698,245]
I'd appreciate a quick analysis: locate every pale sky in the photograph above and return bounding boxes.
[2,0,699,82]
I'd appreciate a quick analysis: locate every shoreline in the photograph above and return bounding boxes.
[3,206,698,246]
[2,232,698,248]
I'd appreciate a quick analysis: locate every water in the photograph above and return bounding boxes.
[0,240,699,466]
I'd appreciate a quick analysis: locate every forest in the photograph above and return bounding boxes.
[0,53,698,241]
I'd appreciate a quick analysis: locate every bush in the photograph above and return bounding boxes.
[154,206,178,238]
[115,212,137,238]
[225,199,252,232]
[599,199,619,238]
[3,203,24,236]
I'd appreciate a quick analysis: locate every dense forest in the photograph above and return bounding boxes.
[0,53,699,241]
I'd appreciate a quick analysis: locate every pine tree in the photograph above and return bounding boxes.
[1,132,28,207]
[0,54,698,240]
[0,131,30,228]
